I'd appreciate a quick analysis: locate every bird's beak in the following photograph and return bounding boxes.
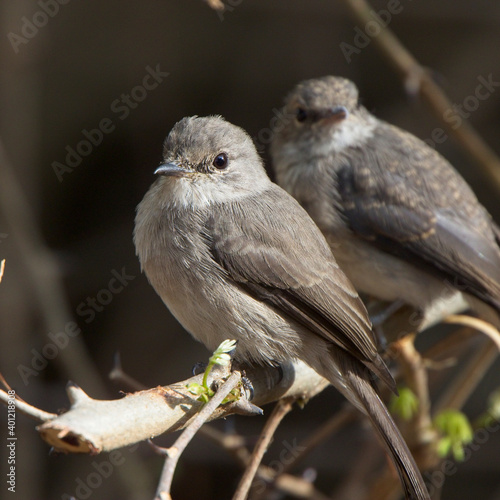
[154,161,191,177]
[317,106,349,124]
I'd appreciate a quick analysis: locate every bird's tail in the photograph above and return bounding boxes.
[319,353,430,500]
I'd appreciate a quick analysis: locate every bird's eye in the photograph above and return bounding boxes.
[213,153,228,170]
[296,108,308,123]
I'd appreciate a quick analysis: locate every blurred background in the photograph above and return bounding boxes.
[1,1,500,499]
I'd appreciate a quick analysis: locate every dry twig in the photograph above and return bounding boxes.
[233,398,294,500]
[155,371,242,500]
[0,360,328,454]
[340,0,500,191]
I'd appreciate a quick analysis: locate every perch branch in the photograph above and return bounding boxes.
[10,360,328,454]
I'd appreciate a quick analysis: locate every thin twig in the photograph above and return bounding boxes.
[154,371,242,500]
[232,398,294,500]
[197,425,251,468]
[251,408,355,500]
[0,388,56,422]
[434,338,498,414]
[0,139,105,396]
[282,407,355,475]
[109,352,147,391]
[199,423,330,500]
[340,0,500,191]
[422,327,475,368]
[444,315,500,350]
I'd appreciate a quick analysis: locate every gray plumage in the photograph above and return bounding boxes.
[271,76,500,327]
[134,115,429,499]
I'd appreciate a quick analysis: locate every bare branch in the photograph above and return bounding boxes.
[282,407,355,475]
[31,360,327,455]
[109,352,148,391]
[0,139,106,396]
[444,315,500,350]
[340,0,500,191]
[391,335,433,439]
[233,398,294,500]
[0,388,55,422]
[434,338,499,413]
[155,371,242,500]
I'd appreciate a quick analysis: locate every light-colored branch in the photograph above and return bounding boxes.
[155,371,242,500]
[340,0,500,191]
[391,335,433,439]
[371,336,439,498]
[233,398,294,500]
[204,0,224,10]
[265,472,331,500]
[0,387,55,422]
[29,360,328,454]
[444,315,500,350]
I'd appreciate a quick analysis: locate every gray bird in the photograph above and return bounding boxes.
[134,115,429,499]
[271,76,500,330]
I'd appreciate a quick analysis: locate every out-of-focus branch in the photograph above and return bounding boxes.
[203,0,224,11]
[340,0,500,191]
[391,335,433,439]
[199,417,332,500]
[444,315,500,350]
[434,338,498,414]
[233,398,294,500]
[0,139,105,396]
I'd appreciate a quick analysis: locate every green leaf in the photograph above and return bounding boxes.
[390,387,419,420]
[433,410,473,461]
[474,387,500,429]
[187,340,238,404]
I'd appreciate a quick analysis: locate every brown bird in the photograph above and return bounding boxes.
[135,116,430,499]
[271,75,500,330]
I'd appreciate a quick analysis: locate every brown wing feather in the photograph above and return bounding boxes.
[207,185,395,390]
[337,123,500,311]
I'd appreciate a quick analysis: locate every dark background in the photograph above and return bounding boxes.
[1,1,500,499]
